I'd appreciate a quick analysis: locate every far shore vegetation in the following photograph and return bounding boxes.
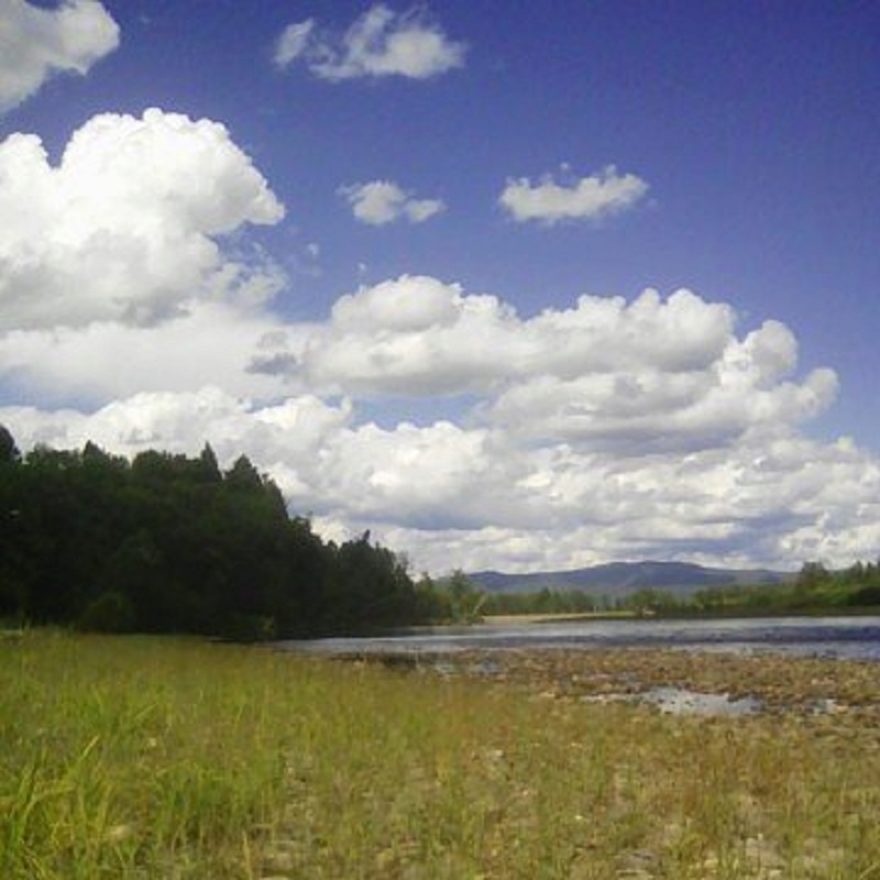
[481,561,880,620]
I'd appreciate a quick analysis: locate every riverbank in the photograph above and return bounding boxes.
[482,606,880,625]
[482,611,639,625]
[2,631,879,878]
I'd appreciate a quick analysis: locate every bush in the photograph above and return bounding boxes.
[847,585,880,607]
[77,591,135,633]
[220,613,277,642]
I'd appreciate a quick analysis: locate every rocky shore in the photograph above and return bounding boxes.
[353,646,880,719]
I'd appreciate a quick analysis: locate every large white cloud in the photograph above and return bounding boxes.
[3,388,879,575]
[329,429,880,574]
[0,388,352,496]
[0,109,285,330]
[486,338,837,453]
[2,265,875,575]
[259,277,835,454]
[273,5,466,81]
[0,0,119,112]
[500,165,649,225]
[341,180,445,226]
[0,301,305,404]
[0,106,875,577]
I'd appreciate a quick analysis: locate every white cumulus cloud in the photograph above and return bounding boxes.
[0,388,352,485]
[0,302,305,405]
[500,165,649,225]
[274,5,466,81]
[0,0,119,112]
[341,180,445,225]
[0,121,876,577]
[0,109,285,330]
[280,278,836,455]
[3,387,879,575]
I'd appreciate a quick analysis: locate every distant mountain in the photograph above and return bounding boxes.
[468,561,795,598]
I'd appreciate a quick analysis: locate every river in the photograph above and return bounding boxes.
[276,615,880,661]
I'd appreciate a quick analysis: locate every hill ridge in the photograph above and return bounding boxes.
[468,560,795,597]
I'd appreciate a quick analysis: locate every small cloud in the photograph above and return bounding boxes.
[273,4,466,82]
[405,197,446,223]
[499,165,649,225]
[341,180,446,226]
[274,19,315,69]
[0,0,120,113]
[292,240,322,278]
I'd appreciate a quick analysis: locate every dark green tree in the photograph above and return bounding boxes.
[0,425,20,464]
[0,427,426,637]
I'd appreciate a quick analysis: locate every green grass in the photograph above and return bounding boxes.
[1,631,879,878]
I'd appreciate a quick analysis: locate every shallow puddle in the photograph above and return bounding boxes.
[582,686,762,716]
[642,686,762,716]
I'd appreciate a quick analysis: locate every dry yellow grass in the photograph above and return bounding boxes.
[1,631,878,878]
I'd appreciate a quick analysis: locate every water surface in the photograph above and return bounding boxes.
[277,616,880,661]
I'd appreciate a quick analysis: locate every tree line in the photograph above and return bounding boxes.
[6,421,875,635]
[481,562,880,619]
[682,561,880,615]
[0,426,458,638]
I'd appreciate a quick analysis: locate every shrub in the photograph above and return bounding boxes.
[77,591,135,633]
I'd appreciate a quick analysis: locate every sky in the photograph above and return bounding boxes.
[1,0,879,575]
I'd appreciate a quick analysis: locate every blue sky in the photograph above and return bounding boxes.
[1,1,879,573]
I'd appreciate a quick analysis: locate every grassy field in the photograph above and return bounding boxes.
[1,631,879,879]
